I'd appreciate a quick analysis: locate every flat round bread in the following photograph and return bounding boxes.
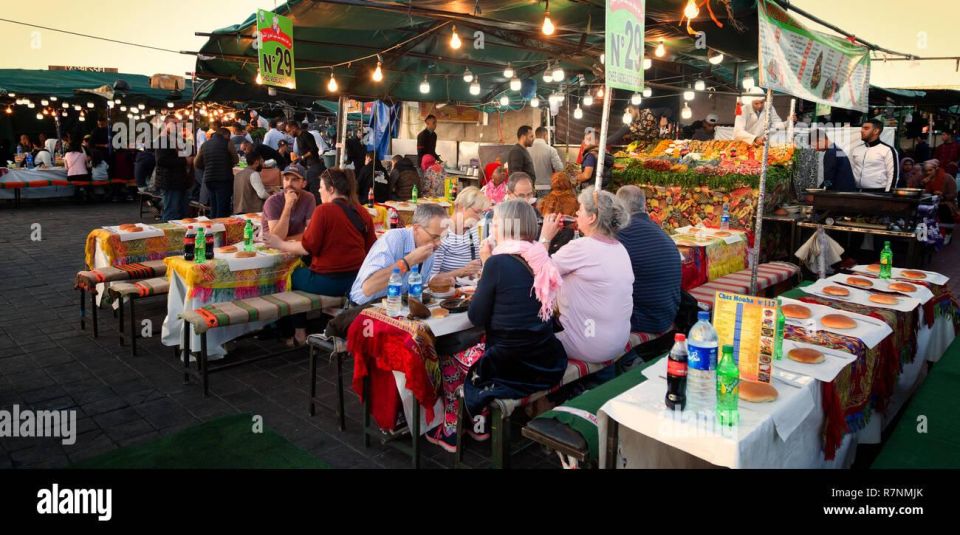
[788,347,825,364]
[889,282,917,293]
[714,231,731,237]
[823,286,850,297]
[430,308,450,318]
[119,225,143,232]
[846,277,874,288]
[782,304,812,319]
[868,293,900,305]
[234,251,256,258]
[182,218,198,223]
[218,245,238,253]
[244,213,261,218]
[821,314,857,329]
[740,380,779,403]
[866,264,881,273]
[902,270,927,280]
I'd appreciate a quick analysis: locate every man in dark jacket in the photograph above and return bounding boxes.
[155,117,192,221]
[814,128,855,192]
[507,125,536,178]
[194,127,239,218]
[416,115,439,166]
[286,122,324,202]
[356,151,388,204]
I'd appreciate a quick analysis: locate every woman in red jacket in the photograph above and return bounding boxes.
[264,167,377,346]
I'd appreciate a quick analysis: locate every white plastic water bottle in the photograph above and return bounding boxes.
[407,265,422,302]
[686,310,718,416]
[720,203,731,230]
[386,267,403,316]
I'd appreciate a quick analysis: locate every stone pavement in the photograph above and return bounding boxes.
[0,199,558,469]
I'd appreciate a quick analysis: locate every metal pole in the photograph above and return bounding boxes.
[594,84,613,192]
[750,88,774,295]
[337,95,348,167]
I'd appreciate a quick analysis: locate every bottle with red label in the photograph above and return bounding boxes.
[665,333,688,411]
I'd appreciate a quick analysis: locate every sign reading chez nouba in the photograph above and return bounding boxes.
[605,0,645,93]
[257,9,296,89]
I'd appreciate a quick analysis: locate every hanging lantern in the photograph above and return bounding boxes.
[503,63,514,79]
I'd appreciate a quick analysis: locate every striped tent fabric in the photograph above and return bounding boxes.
[689,261,801,309]
[75,260,168,291]
[109,277,170,298]
[180,291,345,334]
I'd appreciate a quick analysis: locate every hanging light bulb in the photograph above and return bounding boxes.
[681,103,693,120]
[7,93,14,98]
[596,86,604,99]
[107,101,114,108]
[574,104,583,120]
[631,93,642,105]
[120,106,127,112]
[542,9,555,36]
[684,87,695,101]
[4,106,12,115]
[622,110,633,124]
[469,78,481,96]
[708,51,724,65]
[643,57,652,70]
[41,99,49,106]
[49,96,56,101]
[695,79,706,91]
[167,102,175,108]
[255,72,263,85]
[655,40,666,57]
[42,109,49,116]
[510,76,522,91]
[114,98,121,105]
[643,87,653,97]
[62,102,69,109]
[503,62,514,79]
[542,69,553,83]
[79,113,86,122]
[742,75,755,90]
[87,102,95,109]
[529,96,540,108]
[500,95,510,107]
[552,64,565,82]
[372,61,383,82]
[684,0,700,19]
[61,111,67,117]
[463,67,474,83]
[36,113,44,120]
[420,76,430,94]
[27,102,36,109]
[137,103,145,110]
[149,109,156,115]
[327,72,338,92]
[450,25,462,49]
[583,94,594,107]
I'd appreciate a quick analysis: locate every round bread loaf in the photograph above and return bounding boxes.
[846,277,873,288]
[888,282,917,293]
[782,304,812,319]
[788,347,825,364]
[868,294,899,305]
[740,381,779,402]
[823,286,850,296]
[821,314,857,329]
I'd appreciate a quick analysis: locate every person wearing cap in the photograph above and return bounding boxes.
[692,114,719,141]
[262,163,317,241]
[733,91,789,146]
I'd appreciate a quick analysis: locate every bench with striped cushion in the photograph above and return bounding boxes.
[75,260,168,291]
[108,277,170,298]
[179,291,346,334]
[689,261,800,309]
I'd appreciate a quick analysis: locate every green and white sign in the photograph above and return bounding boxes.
[257,9,296,89]
[758,0,870,112]
[605,0,645,92]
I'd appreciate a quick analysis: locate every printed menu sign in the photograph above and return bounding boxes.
[713,291,778,383]
[757,0,870,112]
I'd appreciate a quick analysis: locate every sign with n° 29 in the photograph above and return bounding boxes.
[257,9,296,89]
[605,0,645,92]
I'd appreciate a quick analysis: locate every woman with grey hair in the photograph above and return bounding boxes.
[539,187,634,363]
[428,186,488,279]
[425,200,567,452]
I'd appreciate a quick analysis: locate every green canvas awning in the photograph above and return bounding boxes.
[0,69,193,105]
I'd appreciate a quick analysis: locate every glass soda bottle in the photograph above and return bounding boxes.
[716,344,740,426]
[411,183,419,203]
[183,226,196,262]
[665,333,688,411]
[774,298,786,361]
[243,219,255,252]
[879,241,893,279]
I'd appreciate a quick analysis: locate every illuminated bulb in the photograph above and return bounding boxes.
[138,103,145,110]
[327,73,338,92]
[87,102,95,108]
[469,79,481,96]
[742,75,755,90]
[631,93,642,105]
[681,103,692,120]
[167,102,174,108]
[120,106,127,112]
[695,79,706,91]
[600,53,605,64]
[28,102,35,109]
[114,98,121,104]
[7,93,14,98]
[622,110,633,124]
[42,109,48,115]
[450,26,462,49]
[463,68,473,83]
[643,57,652,70]
[41,99,49,106]
[49,96,56,101]
[596,86,604,99]
[542,70,553,83]
[708,52,724,65]
[684,89,695,101]
[62,102,69,108]
[149,110,156,115]
[79,114,86,122]
[643,87,652,97]
[510,76,521,91]
[552,64,565,82]
[500,95,510,107]
[573,104,583,120]
[372,61,384,82]
[420,76,430,94]
[127,113,133,119]
[107,101,114,108]
[529,96,540,108]
[73,105,82,111]
[4,106,11,114]
[684,0,700,19]
[255,72,263,85]
[542,11,555,35]
[583,94,594,107]
[36,113,43,120]
[61,111,67,117]
[503,63,514,79]
[655,40,666,57]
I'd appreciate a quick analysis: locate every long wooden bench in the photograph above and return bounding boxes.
[107,277,171,357]
[75,260,168,337]
[688,261,801,309]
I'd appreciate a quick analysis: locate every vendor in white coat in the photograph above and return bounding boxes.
[733,91,791,146]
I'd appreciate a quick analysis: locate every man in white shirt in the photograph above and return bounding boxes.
[528,126,564,196]
[850,119,899,192]
[262,119,285,150]
[249,109,269,130]
[733,92,789,145]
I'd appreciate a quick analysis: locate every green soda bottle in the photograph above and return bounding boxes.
[716,344,740,427]
[774,298,785,361]
[194,226,207,263]
[411,183,419,203]
[879,241,893,279]
[243,219,254,252]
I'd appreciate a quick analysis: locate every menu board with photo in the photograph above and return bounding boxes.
[713,291,778,383]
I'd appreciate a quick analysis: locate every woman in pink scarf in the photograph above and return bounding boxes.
[420,154,445,197]
[425,200,567,453]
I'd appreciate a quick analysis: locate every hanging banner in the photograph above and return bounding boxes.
[256,9,296,89]
[605,0,645,92]
[757,0,870,112]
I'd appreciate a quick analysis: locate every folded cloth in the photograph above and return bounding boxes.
[795,228,843,276]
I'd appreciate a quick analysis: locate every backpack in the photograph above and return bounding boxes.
[586,148,614,189]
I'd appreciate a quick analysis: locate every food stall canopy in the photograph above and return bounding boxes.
[193,0,763,104]
[0,69,193,104]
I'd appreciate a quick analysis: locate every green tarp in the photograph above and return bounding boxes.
[0,68,193,104]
